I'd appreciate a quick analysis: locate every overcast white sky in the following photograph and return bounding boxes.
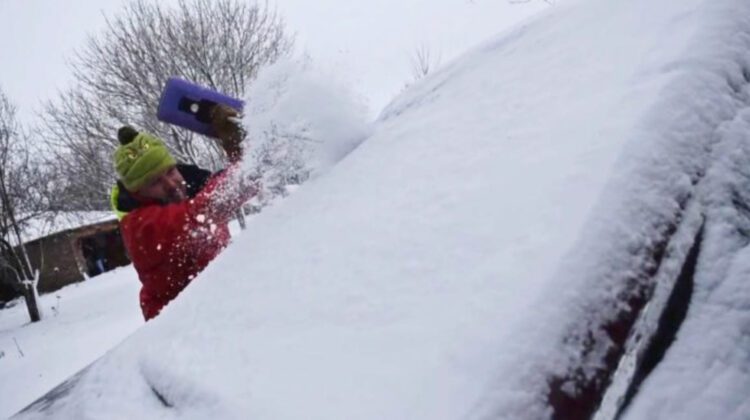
[0,0,548,122]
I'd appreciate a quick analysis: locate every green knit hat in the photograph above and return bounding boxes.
[113,127,176,192]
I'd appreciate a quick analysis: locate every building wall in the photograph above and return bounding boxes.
[1,220,131,302]
[25,232,84,293]
[24,220,131,294]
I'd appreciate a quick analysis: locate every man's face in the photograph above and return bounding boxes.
[136,166,188,204]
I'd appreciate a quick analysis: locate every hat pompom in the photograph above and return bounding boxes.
[118,126,139,145]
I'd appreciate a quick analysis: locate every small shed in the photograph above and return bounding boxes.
[0,212,131,301]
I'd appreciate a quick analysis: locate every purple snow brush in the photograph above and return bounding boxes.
[156,77,244,138]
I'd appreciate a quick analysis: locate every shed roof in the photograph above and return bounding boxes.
[19,212,117,244]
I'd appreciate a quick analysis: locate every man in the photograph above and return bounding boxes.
[111,107,257,320]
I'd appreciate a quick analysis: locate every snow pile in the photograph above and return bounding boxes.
[622,105,750,419]
[241,59,372,196]
[12,0,750,419]
[463,0,750,417]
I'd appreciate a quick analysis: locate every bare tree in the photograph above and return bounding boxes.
[0,89,42,322]
[38,0,293,210]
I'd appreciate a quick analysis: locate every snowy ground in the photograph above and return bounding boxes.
[7,0,750,418]
[0,267,141,419]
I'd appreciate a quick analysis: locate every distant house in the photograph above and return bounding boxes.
[0,212,131,302]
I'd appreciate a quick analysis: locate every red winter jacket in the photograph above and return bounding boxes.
[113,163,253,320]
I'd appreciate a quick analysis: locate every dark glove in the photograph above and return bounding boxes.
[210,104,244,163]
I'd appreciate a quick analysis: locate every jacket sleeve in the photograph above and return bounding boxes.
[181,162,257,225]
[121,163,257,267]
